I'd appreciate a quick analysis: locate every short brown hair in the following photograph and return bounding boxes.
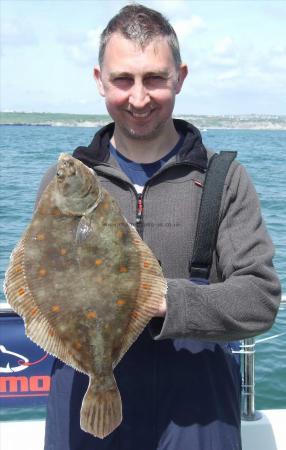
[99,3,182,68]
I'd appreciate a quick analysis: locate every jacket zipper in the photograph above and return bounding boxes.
[135,192,144,237]
[92,168,145,234]
[136,193,144,225]
[94,161,205,236]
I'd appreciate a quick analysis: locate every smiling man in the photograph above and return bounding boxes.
[93,32,187,162]
[42,4,281,450]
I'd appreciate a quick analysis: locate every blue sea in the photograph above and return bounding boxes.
[0,113,285,418]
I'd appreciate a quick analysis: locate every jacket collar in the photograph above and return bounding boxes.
[73,119,208,171]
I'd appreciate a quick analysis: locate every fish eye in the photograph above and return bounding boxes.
[62,160,73,167]
[57,169,65,179]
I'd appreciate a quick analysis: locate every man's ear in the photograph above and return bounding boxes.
[175,64,188,94]
[93,66,105,97]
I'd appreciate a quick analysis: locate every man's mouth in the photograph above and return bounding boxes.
[132,111,150,118]
[126,108,155,119]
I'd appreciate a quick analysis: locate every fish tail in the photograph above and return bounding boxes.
[80,376,122,439]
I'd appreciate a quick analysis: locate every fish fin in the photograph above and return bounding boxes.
[80,376,122,439]
[4,236,83,372]
[114,225,167,366]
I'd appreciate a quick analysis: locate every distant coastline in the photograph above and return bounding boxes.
[1,112,286,130]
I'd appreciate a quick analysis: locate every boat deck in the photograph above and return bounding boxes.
[1,410,286,450]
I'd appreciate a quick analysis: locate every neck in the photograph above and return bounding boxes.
[111,119,180,163]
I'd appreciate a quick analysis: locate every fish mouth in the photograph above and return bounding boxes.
[56,169,65,180]
[57,154,77,180]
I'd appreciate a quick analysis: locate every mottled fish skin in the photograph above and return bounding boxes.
[4,153,167,439]
[24,157,140,374]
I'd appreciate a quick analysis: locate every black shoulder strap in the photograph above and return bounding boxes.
[189,151,237,280]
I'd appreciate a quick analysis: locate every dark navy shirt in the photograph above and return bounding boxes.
[109,135,184,192]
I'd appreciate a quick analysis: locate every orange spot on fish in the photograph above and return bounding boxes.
[59,248,67,256]
[116,230,124,239]
[131,311,140,319]
[51,305,60,313]
[51,207,61,216]
[116,299,126,306]
[36,233,45,241]
[102,202,109,209]
[141,283,151,290]
[86,311,97,319]
[48,329,55,337]
[95,259,103,266]
[18,287,25,296]
[31,307,38,316]
[74,341,82,350]
[134,239,141,245]
[119,266,128,273]
[38,268,47,277]
[15,265,22,273]
[143,261,150,268]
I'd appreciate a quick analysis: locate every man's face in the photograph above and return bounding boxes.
[94,33,187,141]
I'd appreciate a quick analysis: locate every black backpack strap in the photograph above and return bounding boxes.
[189,151,237,281]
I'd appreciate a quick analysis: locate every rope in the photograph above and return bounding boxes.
[256,331,286,344]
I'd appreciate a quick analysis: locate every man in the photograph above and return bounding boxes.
[42,4,281,450]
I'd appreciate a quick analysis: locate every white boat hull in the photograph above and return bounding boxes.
[1,410,286,450]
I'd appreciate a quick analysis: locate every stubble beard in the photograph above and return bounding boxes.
[118,118,168,142]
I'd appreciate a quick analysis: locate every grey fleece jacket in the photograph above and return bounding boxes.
[36,121,281,343]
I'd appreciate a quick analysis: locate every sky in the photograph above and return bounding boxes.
[1,0,286,115]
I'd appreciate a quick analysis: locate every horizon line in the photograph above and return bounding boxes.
[1,111,286,117]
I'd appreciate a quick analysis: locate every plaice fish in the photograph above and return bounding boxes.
[4,153,167,438]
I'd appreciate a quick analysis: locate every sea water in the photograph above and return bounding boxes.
[0,114,285,417]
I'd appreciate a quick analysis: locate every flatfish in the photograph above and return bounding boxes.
[4,153,167,438]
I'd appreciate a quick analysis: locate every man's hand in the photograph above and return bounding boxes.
[154,297,167,317]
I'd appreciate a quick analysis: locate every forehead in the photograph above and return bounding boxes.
[101,33,176,73]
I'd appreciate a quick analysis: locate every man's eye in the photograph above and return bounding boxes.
[144,76,166,86]
[114,77,131,82]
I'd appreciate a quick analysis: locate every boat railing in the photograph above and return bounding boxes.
[1,297,285,421]
[239,298,286,421]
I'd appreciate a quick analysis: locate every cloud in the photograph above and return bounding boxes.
[210,37,239,68]
[214,37,235,57]
[57,31,87,46]
[2,22,38,47]
[267,45,286,72]
[60,28,101,66]
[153,0,193,17]
[188,36,280,95]
[211,56,238,68]
[217,69,241,82]
[173,16,206,41]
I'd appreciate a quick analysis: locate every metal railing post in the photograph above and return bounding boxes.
[241,337,262,421]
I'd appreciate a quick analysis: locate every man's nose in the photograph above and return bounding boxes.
[129,81,150,108]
